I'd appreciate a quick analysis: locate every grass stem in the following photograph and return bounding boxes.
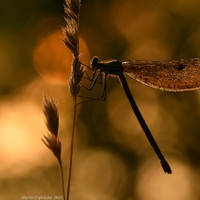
[66,97,77,200]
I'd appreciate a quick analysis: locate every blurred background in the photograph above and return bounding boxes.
[1,0,200,199]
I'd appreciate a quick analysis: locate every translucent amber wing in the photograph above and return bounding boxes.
[122,59,200,91]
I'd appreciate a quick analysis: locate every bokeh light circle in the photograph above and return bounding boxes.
[33,29,90,85]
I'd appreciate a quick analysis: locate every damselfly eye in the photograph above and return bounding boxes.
[91,56,99,66]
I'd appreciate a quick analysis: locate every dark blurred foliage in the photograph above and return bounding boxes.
[1,0,200,199]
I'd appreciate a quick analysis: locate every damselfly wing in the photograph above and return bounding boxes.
[122,58,200,91]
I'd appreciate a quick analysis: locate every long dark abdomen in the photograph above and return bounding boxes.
[118,72,172,173]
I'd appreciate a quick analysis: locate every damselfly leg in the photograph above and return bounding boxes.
[77,63,107,104]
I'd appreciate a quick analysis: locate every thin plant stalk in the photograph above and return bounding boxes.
[66,97,77,200]
[58,160,65,200]
[62,0,82,199]
[43,1,82,199]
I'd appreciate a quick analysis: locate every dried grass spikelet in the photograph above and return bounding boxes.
[62,19,78,56]
[64,0,80,22]
[42,134,61,161]
[42,95,61,161]
[68,55,83,97]
[43,94,59,136]
[62,0,84,97]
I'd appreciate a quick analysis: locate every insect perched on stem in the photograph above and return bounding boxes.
[80,57,200,174]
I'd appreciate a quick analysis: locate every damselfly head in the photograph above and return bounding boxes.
[91,56,99,69]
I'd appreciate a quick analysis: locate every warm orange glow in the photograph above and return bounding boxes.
[0,78,74,178]
[0,98,50,177]
[71,149,128,199]
[136,158,200,200]
[33,29,90,85]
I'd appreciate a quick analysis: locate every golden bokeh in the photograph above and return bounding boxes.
[33,29,90,85]
[136,158,200,200]
[1,0,200,199]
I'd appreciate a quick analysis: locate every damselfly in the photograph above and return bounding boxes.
[81,57,200,174]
